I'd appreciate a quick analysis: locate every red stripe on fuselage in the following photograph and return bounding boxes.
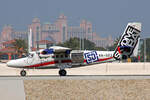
[84,57,114,63]
[25,60,72,68]
[98,57,113,62]
[25,57,113,68]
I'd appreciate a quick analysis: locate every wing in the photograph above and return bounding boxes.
[49,46,72,53]
[38,46,72,58]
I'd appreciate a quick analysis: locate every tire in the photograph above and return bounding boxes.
[59,69,67,76]
[20,70,26,76]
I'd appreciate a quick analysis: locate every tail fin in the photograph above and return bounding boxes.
[113,22,141,60]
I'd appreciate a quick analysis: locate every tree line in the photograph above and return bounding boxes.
[57,37,106,51]
[1,37,150,62]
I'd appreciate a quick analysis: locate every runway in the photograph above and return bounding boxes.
[1,62,150,76]
[1,62,150,100]
[1,75,150,80]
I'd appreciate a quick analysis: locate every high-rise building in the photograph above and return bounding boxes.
[41,23,59,43]
[28,18,41,48]
[0,25,14,42]
[92,32,114,47]
[67,26,85,39]
[67,20,92,41]
[28,14,67,48]
[80,20,93,41]
[67,19,113,48]
[12,31,28,40]
[55,14,68,43]
[0,14,114,48]
[0,25,27,42]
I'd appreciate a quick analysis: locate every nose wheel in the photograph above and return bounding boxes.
[20,70,26,76]
[59,69,67,76]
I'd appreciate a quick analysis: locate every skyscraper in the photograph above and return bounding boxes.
[55,14,67,43]
[28,18,41,48]
[0,25,14,42]
[0,14,114,49]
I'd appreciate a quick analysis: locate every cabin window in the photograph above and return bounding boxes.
[52,55,55,58]
[65,54,68,58]
[56,55,59,58]
[61,55,64,58]
[99,54,103,57]
[28,53,34,58]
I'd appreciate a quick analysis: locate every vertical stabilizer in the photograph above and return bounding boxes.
[113,22,141,60]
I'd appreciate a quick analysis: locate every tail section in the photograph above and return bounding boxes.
[113,22,141,60]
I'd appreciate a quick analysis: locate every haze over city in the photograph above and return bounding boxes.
[0,0,149,38]
[0,1,150,100]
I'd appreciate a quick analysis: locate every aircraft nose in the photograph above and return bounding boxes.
[7,60,16,67]
[7,59,25,67]
[7,58,28,67]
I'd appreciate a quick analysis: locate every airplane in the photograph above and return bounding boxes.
[7,22,141,76]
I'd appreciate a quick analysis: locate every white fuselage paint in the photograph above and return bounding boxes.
[7,50,115,68]
[7,22,141,69]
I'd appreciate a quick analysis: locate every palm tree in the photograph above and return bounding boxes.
[12,39,27,58]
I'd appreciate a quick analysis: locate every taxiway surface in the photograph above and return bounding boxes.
[1,62,150,77]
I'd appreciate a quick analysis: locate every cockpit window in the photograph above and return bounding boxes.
[41,51,47,55]
[28,53,34,58]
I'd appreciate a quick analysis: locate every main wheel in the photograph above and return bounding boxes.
[59,69,67,76]
[20,70,26,76]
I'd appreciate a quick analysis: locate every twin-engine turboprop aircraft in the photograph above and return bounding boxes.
[7,22,141,76]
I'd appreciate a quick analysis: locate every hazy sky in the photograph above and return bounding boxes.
[0,0,149,38]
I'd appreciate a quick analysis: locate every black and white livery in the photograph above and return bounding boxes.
[113,23,141,60]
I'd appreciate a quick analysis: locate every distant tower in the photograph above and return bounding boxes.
[28,18,41,48]
[80,20,93,41]
[0,25,14,42]
[55,14,67,43]
[107,35,114,47]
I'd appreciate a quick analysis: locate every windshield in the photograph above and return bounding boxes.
[28,53,34,58]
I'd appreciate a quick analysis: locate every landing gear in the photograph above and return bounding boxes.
[59,69,67,76]
[20,70,26,76]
